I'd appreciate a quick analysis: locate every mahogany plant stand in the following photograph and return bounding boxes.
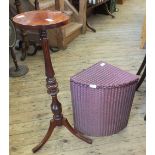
[13,10,92,153]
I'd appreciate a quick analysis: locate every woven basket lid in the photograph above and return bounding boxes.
[70,61,139,88]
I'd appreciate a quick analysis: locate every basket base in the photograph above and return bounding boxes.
[75,123,128,137]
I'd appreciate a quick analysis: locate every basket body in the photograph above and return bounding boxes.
[70,61,139,136]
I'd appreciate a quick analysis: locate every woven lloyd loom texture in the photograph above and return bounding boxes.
[70,61,139,136]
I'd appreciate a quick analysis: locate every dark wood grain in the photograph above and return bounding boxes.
[32,29,92,153]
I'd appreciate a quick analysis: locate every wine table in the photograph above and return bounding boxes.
[13,10,92,153]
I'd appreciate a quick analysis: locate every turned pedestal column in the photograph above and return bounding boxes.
[13,10,92,153]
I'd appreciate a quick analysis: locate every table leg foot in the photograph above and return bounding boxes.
[104,3,115,18]
[86,21,96,33]
[62,118,92,144]
[32,120,56,153]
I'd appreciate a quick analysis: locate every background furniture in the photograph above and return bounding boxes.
[136,55,146,91]
[13,10,92,153]
[9,19,29,77]
[137,17,146,90]
[117,0,124,4]
[136,55,146,121]
[108,0,117,13]
[95,0,118,15]
[72,0,115,32]
[70,61,139,136]
[10,0,90,53]
[9,0,40,60]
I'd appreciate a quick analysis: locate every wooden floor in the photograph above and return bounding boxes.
[10,0,146,155]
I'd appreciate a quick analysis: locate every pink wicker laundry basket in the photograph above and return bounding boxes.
[70,61,139,137]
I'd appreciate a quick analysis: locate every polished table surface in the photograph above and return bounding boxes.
[13,10,69,30]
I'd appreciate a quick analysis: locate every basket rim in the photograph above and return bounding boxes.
[70,61,139,89]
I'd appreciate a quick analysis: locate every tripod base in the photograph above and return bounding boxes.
[9,65,29,77]
[32,117,92,153]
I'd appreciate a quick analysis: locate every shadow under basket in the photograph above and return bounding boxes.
[70,61,139,137]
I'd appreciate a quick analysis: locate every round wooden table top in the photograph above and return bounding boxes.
[13,10,69,30]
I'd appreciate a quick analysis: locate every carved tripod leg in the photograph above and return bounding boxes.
[32,120,56,153]
[86,21,96,33]
[32,30,92,153]
[62,118,92,144]
[104,3,115,18]
[136,67,146,91]
[137,55,146,75]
